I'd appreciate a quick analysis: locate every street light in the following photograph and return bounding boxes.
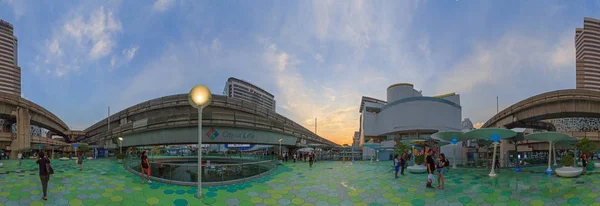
[118,137,123,154]
[188,85,212,199]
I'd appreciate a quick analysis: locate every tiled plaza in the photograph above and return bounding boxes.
[0,159,599,206]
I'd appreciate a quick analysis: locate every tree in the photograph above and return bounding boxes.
[577,137,596,154]
[78,145,90,155]
[395,141,410,156]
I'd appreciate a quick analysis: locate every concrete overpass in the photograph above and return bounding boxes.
[81,94,339,148]
[0,93,72,156]
[483,89,600,129]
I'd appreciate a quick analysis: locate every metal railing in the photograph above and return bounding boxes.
[123,148,278,186]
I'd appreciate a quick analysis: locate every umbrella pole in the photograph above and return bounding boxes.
[489,142,498,177]
[552,142,557,166]
[546,141,553,174]
[453,144,457,169]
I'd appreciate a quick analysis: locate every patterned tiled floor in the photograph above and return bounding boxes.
[0,159,599,206]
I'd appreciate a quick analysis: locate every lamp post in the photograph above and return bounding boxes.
[188,85,212,199]
[118,137,123,154]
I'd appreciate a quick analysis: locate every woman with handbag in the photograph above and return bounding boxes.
[36,152,53,200]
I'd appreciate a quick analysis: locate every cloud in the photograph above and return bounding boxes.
[435,32,575,94]
[123,45,139,60]
[314,54,324,63]
[474,122,484,129]
[39,6,122,77]
[211,38,221,52]
[253,1,424,145]
[153,0,175,12]
[109,45,138,69]
[2,0,26,19]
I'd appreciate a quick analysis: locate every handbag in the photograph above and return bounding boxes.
[45,159,54,175]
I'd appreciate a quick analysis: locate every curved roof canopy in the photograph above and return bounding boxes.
[463,128,517,142]
[431,131,467,143]
[525,132,575,142]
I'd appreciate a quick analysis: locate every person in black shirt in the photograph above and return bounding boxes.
[426,150,435,188]
[141,151,152,184]
[36,152,51,200]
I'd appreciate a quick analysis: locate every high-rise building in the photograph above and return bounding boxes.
[0,20,20,95]
[223,77,276,111]
[576,17,600,91]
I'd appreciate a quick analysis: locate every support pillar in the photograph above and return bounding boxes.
[9,107,31,159]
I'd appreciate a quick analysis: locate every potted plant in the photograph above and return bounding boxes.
[561,155,574,167]
[415,155,425,165]
[556,154,581,177]
[408,152,427,174]
[117,153,125,163]
[276,154,284,164]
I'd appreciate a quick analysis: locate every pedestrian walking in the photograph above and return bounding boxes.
[437,153,448,189]
[426,150,435,188]
[36,152,53,201]
[18,152,23,167]
[400,153,407,175]
[394,154,400,179]
[77,152,84,171]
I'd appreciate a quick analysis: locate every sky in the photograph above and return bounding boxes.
[0,0,599,146]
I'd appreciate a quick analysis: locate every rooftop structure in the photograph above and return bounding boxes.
[358,83,461,155]
[223,77,276,112]
[576,17,600,91]
[0,19,20,95]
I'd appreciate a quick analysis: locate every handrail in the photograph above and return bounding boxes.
[149,159,275,167]
[123,151,279,186]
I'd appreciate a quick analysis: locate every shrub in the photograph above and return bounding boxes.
[561,155,574,167]
[415,155,425,165]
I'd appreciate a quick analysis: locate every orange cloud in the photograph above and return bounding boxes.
[474,122,484,129]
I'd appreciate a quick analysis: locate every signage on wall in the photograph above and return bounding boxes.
[205,127,256,140]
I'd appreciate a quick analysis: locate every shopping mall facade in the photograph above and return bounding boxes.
[358,83,462,160]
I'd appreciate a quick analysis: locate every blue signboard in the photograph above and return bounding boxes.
[38,144,41,149]
[73,143,78,148]
[351,147,354,151]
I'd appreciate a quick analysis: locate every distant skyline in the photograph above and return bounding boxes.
[0,0,599,145]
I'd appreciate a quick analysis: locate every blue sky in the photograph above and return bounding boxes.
[0,0,598,145]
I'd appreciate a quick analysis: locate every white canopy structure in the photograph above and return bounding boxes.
[525,132,576,174]
[432,131,467,168]
[464,128,517,177]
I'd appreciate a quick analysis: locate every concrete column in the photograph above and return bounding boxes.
[9,107,31,159]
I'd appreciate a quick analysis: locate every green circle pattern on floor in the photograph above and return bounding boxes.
[1,159,599,205]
